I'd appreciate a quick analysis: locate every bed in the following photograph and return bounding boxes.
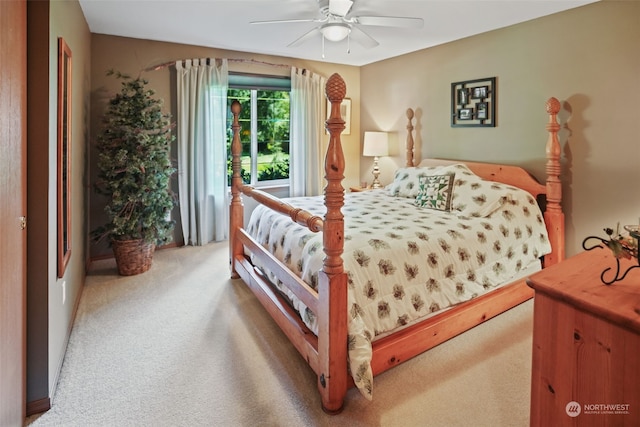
[229,73,565,413]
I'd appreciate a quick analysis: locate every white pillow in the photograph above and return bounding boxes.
[387,163,536,218]
[447,164,534,217]
[386,166,449,198]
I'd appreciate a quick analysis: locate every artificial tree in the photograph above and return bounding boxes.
[92,70,176,275]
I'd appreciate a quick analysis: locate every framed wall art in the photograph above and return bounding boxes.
[451,77,496,127]
[57,37,72,277]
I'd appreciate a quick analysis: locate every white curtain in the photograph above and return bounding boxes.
[176,58,228,245]
[289,68,327,197]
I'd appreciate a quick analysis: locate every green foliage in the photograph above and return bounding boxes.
[226,88,290,184]
[258,156,289,181]
[92,70,176,245]
[226,157,289,185]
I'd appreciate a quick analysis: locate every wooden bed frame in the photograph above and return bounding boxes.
[229,73,565,413]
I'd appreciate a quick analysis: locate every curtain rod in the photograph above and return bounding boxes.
[144,58,292,72]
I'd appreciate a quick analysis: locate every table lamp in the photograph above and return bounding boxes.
[363,131,389,189]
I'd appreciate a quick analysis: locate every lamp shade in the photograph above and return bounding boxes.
[363,131,389,157]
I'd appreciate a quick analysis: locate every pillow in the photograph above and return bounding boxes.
[386,166,448,198]
[414,173,455,211]
[447,164,527,217]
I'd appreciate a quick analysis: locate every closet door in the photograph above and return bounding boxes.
[0,0,27,425]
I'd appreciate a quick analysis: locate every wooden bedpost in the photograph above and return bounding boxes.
[317,73,348,414]
[406,108,415,167]
[229,100,243,278]
[543,97,565,266]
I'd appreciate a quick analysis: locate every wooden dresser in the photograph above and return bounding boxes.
[527,248,640,426]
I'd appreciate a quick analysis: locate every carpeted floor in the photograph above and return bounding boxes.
[27,242,533,427]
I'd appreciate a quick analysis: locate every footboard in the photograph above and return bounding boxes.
[229,73,349,413]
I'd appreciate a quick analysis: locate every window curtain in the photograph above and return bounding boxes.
[176,58,229,245]
[289,68,326,197]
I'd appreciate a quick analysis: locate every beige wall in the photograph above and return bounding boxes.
[88,1,639,259]
[50,0,91,399]
[89,35,361,257]
[361,1,640,257]
[27,0,91,409]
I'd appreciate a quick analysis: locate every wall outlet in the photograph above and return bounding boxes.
[62,280,66,305]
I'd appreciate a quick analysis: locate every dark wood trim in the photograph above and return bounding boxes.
[26,397,50,417]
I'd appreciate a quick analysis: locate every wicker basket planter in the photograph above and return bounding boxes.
[112,239,156,276]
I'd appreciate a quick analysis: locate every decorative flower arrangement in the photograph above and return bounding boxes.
[583,223,640,285]
[603,224,638,260]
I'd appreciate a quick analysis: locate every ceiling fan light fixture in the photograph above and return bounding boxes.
[320,23,351,42]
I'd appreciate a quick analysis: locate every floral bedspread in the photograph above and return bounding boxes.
[245,165,551,400]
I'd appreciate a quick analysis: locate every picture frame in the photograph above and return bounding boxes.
[57,37,72,278]
[457,88,469,105]
[458,108,474,120]
[451,77,496,127]
[476,102,488,119]
[471,86,488,99]
[326,97,351,135]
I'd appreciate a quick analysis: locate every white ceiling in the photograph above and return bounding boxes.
[78,0,598,67]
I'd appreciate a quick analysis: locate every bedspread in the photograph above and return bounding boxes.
[246,172,551,399]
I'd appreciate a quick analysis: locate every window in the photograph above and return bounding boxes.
[227,74,290,186]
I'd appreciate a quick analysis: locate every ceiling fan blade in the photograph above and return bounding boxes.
[250,18,317,25]
[329,0,353,17]
[287,27,321,47]
[349,26,379,49]
[354,16,424,29]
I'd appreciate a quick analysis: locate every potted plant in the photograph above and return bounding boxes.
[92,70,176,275]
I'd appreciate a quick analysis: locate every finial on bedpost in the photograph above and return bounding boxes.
[543,97,565,265]
[229,100,244,278]
[318,73,348,415]
[323,73,346,275]
[406,108,415,167]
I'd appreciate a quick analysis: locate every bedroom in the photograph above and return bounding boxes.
[3,0,638,424]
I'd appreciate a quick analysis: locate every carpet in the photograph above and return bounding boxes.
[27,242,533,427]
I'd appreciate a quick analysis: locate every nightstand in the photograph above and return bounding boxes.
[526,249,640,426]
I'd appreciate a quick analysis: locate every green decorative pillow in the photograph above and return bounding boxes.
[415,173,455,211]
[386,166,442,198]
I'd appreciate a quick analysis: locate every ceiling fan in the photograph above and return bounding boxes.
[250,0,424,51]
